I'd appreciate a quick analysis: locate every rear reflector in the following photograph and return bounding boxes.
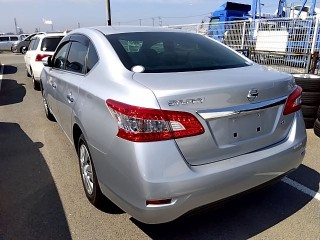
[106,99,204,142]
[36,54,51,62]
[146,199,172,206]
[283,86,302,115]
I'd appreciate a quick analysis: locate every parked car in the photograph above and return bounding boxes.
[40,26,307,224]
[25,33,64,89]
[12,32,45,54]
[0,35,19,51]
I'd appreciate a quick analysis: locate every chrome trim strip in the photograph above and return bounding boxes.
[197,96,287,120]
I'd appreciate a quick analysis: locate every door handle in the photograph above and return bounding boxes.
[51,82,57,89]
[67,93,74,103]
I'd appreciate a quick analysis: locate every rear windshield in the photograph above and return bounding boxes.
[41,37,63,52]
[106,32,250,73]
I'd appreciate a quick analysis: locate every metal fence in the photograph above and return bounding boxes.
[166,17,320,74]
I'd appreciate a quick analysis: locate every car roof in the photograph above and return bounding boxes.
[89,26,186,36]
[31,33,65,40]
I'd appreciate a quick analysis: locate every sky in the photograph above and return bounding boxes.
[1,0,320,34]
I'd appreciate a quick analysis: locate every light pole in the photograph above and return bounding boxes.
[106,0,111,26]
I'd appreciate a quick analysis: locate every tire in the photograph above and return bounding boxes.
[21,47,27,54]
[78,134,105,208]
[42,90,55,121]
[293,74,320,92]
[26,68,31,77]
[304,117,316,129]
[301,105,318,118]
[317,106,320,120]
[314,119,320,137]
[301,92,320,106]
[32,74,40,91]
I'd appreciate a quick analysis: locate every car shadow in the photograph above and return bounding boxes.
[0,122,72,239]
[132,165,319,239]
[2,65,18,75]
[0,79,26,106]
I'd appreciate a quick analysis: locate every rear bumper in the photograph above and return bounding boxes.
[32,62,44,81]
[96,113,306,224]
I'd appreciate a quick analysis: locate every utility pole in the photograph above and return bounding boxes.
[152,17,155,27]
[158,17,162,27]
[106,0,112,26]
[14,18,18,34]
[78,22,80,28]
[139,19,142,26]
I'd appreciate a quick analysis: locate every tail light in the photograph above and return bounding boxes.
[283,86,302,115]
[106,99,204,142]
[36,54,51,62]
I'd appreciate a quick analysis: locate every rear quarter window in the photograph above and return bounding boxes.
[86,42,99,73]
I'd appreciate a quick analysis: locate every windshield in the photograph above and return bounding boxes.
[106,32,250,73]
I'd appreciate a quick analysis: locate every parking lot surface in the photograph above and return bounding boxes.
[0,53,319,240]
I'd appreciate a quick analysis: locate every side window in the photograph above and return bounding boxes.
[31,38,40,50]
[66,41,88,74]
[52,43,70,70]
[0,37,9,41]
[86,42,98,73]
[10,36,18,41]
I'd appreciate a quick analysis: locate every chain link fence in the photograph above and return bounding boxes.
[166,17,320,74]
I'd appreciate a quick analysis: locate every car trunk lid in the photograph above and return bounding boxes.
[132,64,296,165]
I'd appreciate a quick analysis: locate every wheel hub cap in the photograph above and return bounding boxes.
[80,144,94,195]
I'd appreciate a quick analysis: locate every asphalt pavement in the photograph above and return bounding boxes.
[0,53,319,240]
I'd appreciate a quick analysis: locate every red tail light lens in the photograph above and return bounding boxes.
[283,86,302,115]
[36,54,51,62]
[106,99,204,142]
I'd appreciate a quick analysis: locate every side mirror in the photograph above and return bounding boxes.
[42,56,52,67]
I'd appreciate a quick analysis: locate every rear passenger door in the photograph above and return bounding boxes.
[55,34,89,141]
[47,41,71,117]
[25,37,40,73]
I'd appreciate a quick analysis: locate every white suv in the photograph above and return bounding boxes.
[25,33,65,90]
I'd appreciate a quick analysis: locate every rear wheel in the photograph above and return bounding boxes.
[42,90,55,121]
[26,67,31,77]
[78,134,104,207]
[32,74,40,91]
[21,47,27,54]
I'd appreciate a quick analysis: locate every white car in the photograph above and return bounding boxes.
[25,33,65,90]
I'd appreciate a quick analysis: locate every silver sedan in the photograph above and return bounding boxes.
[40,26,307,224]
